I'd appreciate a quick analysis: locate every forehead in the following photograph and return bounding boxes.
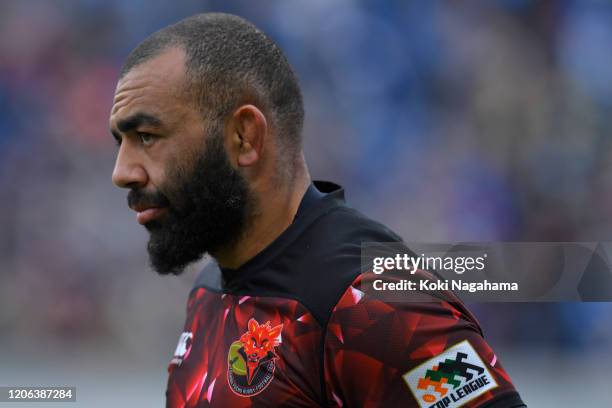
[110,47,192,128]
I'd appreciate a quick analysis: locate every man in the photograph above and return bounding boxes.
[110,13,526,408]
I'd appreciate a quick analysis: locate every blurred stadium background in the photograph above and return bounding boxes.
[1,0,612,406]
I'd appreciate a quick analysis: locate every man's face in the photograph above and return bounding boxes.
[110,47,255,275]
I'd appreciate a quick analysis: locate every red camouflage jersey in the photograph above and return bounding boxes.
[166,182,526,408]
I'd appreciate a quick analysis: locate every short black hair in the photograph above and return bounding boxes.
[120,13,304,161]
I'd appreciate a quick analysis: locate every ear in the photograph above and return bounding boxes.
[268,324,283,341]
[248,318,259,333]
[227,104,267,167]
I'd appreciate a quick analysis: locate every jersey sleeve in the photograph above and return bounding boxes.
[323,272,526,408]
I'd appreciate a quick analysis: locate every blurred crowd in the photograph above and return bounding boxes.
[1,0,612,358]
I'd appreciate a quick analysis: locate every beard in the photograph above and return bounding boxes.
[127,126,256,275]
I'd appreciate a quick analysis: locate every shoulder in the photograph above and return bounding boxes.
[323,272,526,408]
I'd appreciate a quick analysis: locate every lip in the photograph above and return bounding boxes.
[130,205,167,225]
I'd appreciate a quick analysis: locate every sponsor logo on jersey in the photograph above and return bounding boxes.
[227,318,283,397]
[170,332,193,366]
[403,340,497,408]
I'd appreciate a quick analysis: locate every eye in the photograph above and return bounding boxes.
[138,132,155,146]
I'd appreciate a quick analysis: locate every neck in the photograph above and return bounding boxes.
[213,163,311,270]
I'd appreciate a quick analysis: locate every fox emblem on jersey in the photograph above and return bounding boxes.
[227,318,283,397]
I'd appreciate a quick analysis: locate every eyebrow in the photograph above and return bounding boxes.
[110,112,163,142]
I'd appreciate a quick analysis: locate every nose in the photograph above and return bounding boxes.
[112,145,148,189]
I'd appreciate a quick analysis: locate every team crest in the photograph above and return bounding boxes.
[403,340,498,408]
[227,318,283,397]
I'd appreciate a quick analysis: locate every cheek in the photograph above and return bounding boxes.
[148,167,167,190]
[144,167,173,204]
[138,146,170,190]
[154,151,186,195]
